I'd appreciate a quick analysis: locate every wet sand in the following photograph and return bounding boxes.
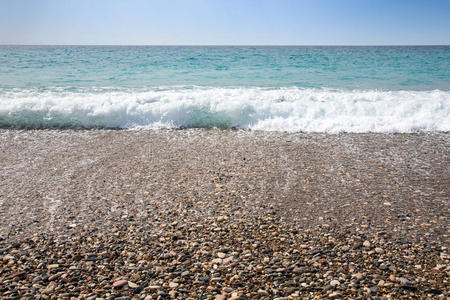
[0,129,448,299]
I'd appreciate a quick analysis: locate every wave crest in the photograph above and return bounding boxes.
[0,87,449,132]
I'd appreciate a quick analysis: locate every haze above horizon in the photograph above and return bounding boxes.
[1,0,449,46]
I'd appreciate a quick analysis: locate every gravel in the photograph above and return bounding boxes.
[0,129,448,299]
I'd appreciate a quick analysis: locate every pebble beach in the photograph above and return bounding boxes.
[0,129,448,299]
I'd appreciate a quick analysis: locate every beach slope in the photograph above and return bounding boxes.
[0,130,448,298]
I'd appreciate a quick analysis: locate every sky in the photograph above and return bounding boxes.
[0,0,449,45]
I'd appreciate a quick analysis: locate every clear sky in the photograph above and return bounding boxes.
[0,0,449,45]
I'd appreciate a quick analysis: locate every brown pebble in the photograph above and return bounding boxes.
[113,279,128,288]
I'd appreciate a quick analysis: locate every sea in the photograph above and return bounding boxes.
[0,46,449,132]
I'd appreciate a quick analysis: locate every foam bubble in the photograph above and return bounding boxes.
[0,87,448,132]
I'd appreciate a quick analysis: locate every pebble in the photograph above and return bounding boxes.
[216,216,228,222]
[229,293,242,300]
[211,258,223,264]
[330,280,340,287]
[42,282,57,294]
[329,291,342,298]
[363,240,371,247]
[112,280,128,288]
[257,289,269,296]
[223,256,234,264]
[399,277,415,288]
[47,264,59,269]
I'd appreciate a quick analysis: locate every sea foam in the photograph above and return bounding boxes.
[0,87,449,133]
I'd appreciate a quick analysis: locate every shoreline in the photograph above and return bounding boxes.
[0,129,448,298]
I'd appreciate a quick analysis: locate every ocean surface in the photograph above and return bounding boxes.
[0,46,449,132]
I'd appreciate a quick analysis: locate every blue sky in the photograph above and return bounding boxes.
[0,0,449,45]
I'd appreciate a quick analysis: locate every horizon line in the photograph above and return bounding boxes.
[1,44,449,47]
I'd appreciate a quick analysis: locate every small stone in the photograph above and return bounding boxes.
[354,273,363,280]
[217,216,228,222]
[363,240,371,247]
[375,247,384,254]
[130,273,140,281]
[353,241,363,249]
[329,291,342,298]
[229,293,241,300]
[378,280,385,287]
[217,252,226,258]
[257,289,268,296]
[223,256,233,264]
[3,254,14,261]
[215,295,226,300]
[43,282,56,294]
[399,277,417,290]
[211,258,223,264]
[330,280,340,287]
[128,281,138,288]
[113,280,128,288]
[147,285,161,290]
[48,272,63,281]
[47,264,59,269]
[169,282,179,288]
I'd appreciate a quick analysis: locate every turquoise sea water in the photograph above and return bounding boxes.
[0,46,449,132]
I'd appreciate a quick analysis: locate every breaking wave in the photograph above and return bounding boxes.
[0,87,449,133]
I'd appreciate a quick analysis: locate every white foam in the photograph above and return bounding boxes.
[0,87,449,133]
